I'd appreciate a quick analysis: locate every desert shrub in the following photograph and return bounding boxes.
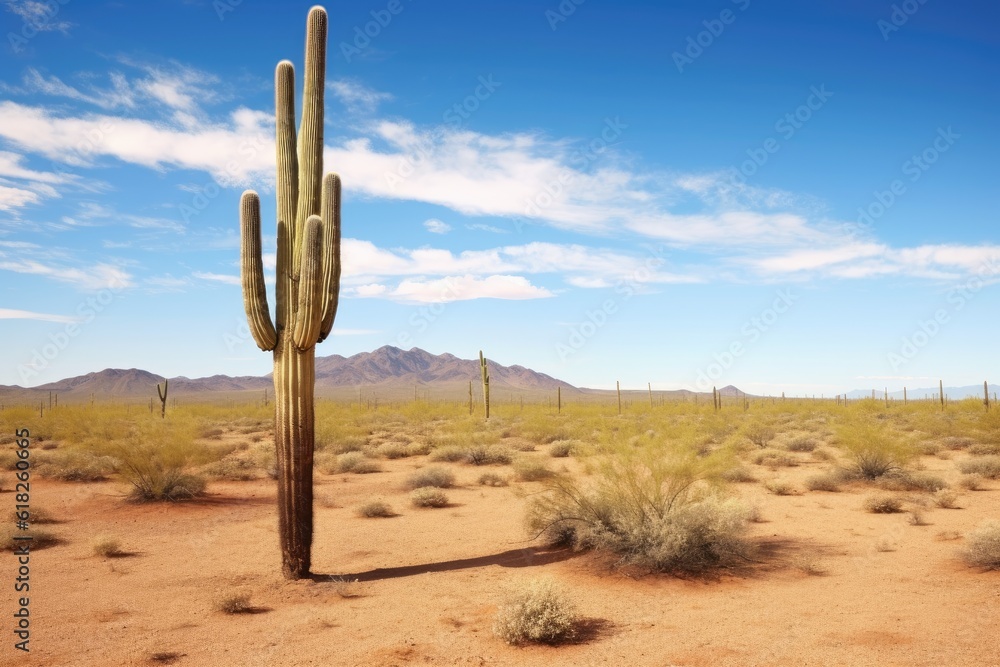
[764,478,796,496]
[334,452,381,474]
[9,507,57,524]
[492,579,578,646]
[548,441,575,458]
[750,449,798,468]
[962,520,1000,569]
[406,466,455,489]
[908,510,929,526]
[916,441,942,456]
[786,436,817,452]
[959,474,986,491]
[941,436,974,450]
[513,459,554,482]
[811,447,838,462]
[875,471,947,493]
[466,445,513,466]
[34,451,115,482]
[720,465,756,483]
[202,456,259,481]
[410,487,449,508]
[863,494,904,514]
[805,472,843,492]
[526,448,751,573]
[102,422,207,501]
[213,592,253,614]
[428,446,468,463]
[478,472,509,487]
[836,417,914,479]
[1,527,59,551]
[742,420,776,448]
[356,500,395,518]
[92,536,125,558]
[969,443,1000,456]
[372,443,411,460]
[199,427,225,440]
[933,489,959,509]
[958,456,1000,479]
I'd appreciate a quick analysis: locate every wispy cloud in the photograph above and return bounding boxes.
[193,271,240,286]
[328,79,392,113]
[348,275,554,303]
[423,218,451,234]
[0,307,82,323]
[5,0,72,32]
[0,259,131,290]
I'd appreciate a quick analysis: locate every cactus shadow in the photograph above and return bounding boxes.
[313,546,577,583]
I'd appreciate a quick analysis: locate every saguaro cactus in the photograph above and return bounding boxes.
[156,379,168,419]
[239,6,341,580]
[479,350,490,420]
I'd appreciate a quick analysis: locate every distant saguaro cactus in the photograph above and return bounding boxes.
[239,6,342,580]
[480,350,490,420]
[156,379,168,419]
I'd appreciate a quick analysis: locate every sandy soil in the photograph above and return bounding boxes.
[3,446,999,667]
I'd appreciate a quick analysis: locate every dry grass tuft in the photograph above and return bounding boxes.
[863,494,904,514]
[410,487,449,508]
[356,500,396,518]
[962,520,1000,569]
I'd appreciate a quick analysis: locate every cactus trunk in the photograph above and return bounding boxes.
[273,341,315,578]
[238,6,340,580]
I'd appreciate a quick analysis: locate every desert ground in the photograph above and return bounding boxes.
[1,397,999,667]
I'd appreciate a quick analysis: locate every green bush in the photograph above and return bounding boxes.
[836,417,915,479]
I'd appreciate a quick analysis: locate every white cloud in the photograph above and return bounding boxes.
[193,271,240,286]
[0,260,131,290]
[5,1,72,32]
[328,79,392,112]
[0,185,40,211]
[348,275,554,303]
[423,218,451,234]
[0,308,82,323]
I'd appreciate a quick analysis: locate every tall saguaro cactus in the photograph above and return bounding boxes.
[239,6,341,580]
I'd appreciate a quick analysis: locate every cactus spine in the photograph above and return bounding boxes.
[156,379,168,419]
[479,350,490,420]
[239,6,341,580]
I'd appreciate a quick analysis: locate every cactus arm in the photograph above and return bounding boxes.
[318,172,341,342]
[292,214,324,350]
[293,6,327,272]
[156,379,167,402]
[240,191,278,351]
[275,60,298,330]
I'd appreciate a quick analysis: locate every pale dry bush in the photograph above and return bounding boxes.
[92,535,125,557]
[356,500,395,518]
[213,592,253,614]
[958,456,1000,479]
[410,487,449,508]
[863,493,904,514]
[805,471,843,492]
[492,579,578,645]
[527,447,752,573]
[764,478,797,496]
[962,520,1000,569]
[406,466,455,489]
[959,474,986,491]
[933,489,960,509]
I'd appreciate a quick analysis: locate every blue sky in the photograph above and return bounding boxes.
[0,0,997,396]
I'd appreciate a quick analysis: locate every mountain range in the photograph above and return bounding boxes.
[0,346,580,402]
